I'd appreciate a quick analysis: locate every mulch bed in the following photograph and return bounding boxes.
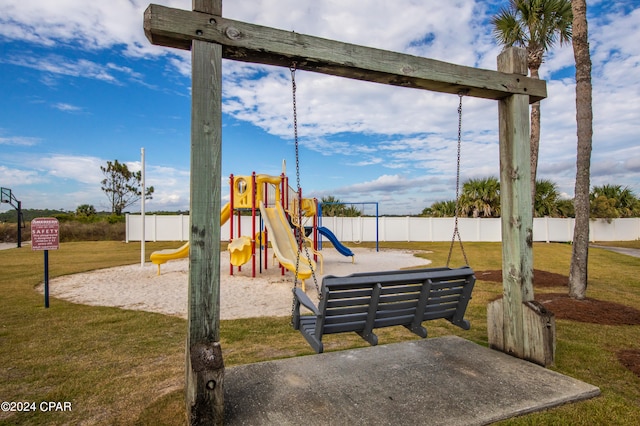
[476,269,568,288]
[534,293,640,326]
[617,350,640,378]
[477,268,640,378]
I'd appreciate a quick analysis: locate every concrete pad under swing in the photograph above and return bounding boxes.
[223,336,600,425]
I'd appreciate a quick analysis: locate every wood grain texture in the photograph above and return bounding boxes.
[144,4,546,102]
[496,48,537,362]
[186,1,224,424]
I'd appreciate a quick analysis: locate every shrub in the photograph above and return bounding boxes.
[0,221,125,243]
[0,223,22,243]
[57,221,125,242]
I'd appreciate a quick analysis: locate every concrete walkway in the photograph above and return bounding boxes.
[591,244,640,258]
[224,336,600,425]
[0,242,20,250]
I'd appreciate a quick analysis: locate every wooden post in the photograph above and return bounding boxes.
[488,47,555,366]
[186,1,224,424]
[498,47,534,357]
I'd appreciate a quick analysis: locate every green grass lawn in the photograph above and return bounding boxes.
[0,241,639,425]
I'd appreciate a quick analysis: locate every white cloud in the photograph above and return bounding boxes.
[625,156,640,172]
[1,1,639,214]
[0,165,44,186]
[0,0,183,56]
[34,155,104,185]
[310,173,455,215]
[52,103,83,113]
[1,153,192,211]
[4,55,122,84]
[143,166,191,211]
[0,135,41,146]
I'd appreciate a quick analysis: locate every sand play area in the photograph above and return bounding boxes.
[45,248,430,320]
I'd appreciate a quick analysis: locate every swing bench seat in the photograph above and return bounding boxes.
[293,266,475,353]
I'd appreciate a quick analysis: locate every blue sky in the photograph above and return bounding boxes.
[1,0,639,215]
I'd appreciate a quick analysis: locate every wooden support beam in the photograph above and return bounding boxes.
[497,47,534,358]
[488,47,555,366]
[498,89,533,356]
[144,4,547,103]
[185,1,224,424]
[487,299,556,366]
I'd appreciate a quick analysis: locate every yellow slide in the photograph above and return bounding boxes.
[259,201,316,291]
[150,202,232,275]
[228,231,267,267]
[228,235,252,267]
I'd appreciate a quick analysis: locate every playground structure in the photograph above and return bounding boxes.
[226,171,321,289]
[149,202,231,273]
[150,170,353,284]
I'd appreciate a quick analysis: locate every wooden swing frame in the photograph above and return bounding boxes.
[144,1,552,423]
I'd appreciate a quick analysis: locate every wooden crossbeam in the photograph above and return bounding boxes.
[144,4,546,102]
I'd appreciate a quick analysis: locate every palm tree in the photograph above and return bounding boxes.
[589,195,618,220]
[590,185,640,219]
[320,196,359,217]
[617,189,640,218]
[556,198,574,218]
[422,200,457,217]
[320,196,341,217]
[343,205,363,217]
[569,0,594,300]
[492,0,572,211]
[460,177,501,218]
[534,179,560,217]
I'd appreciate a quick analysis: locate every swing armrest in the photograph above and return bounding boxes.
[293,287,320,316]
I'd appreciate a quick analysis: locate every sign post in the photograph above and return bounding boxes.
[31,218,60,308]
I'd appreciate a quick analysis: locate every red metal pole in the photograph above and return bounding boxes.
[286,176,289,210]
[298,188,304,250]
[280,173,285,209]
[281,173,286,276]
[313,198,318,261]
[251,172,256,278]
[229,174,234,276]
[237,205,242,272]
[263,178,268,271]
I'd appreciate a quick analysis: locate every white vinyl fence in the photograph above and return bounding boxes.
[126,214,640,243]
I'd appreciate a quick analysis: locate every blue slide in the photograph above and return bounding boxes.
[318,226,354,259]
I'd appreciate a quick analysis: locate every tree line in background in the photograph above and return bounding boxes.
[421,177,640,220]
[7,177,638,223]
[6,180,638,224]
[0,160,155,225]
[0,159,160,243]
[319,196,365,217]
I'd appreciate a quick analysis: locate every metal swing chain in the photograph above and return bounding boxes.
[447,92,469,267]
[290,63,303,291]
[289,64,321,323]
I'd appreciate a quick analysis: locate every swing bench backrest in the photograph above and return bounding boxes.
[293,266,475,353]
